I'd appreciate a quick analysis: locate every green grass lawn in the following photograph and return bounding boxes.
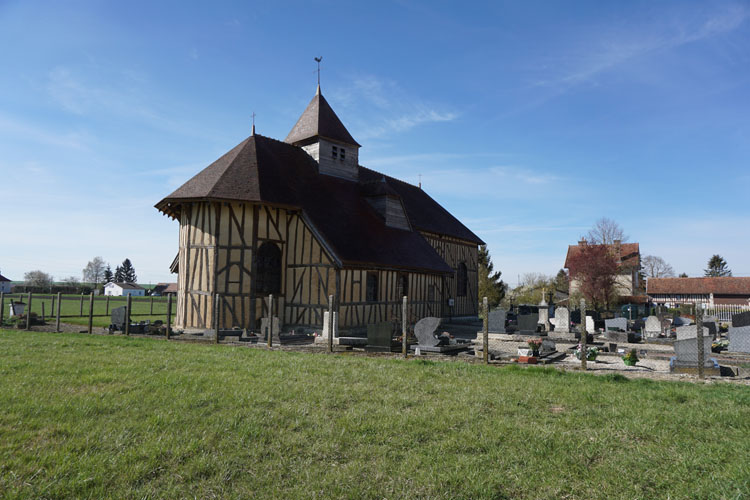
[2,294,175,327]
[1,330,748,499]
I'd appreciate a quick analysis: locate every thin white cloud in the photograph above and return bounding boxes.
[329,74,458,139]
[0,113,91,150]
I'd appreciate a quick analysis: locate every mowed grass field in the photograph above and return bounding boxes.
[1,330,749,499]
[2,294,175,327]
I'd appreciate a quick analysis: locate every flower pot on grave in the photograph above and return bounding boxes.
[518,355,538,364]
[623,358,637,366]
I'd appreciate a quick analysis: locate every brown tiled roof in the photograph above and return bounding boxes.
[156,134,461,274]
[647,277,750,296]
[0,273,10,282]
[285,89,361,147]
[564,242,640,270]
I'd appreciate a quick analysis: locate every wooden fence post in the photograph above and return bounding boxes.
[266,294,273,348]
[26,292,32,330]
[696,305,704,380]
[0,291,4,325]
[56,292,61,332]
[106,295,110,315]
[402,296,407,358]
[42,302,46,322]
[327,294,334,353]
[79,293,84,316]
[88,292,94,334]
[483,297,489,364]
[125,294,131,336]
[150,295,154,315]
[580,298,587,370]
[215,293,221,344]
[166,294,172,340]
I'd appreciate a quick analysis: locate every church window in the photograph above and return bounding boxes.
[366,272,378,302]
[457,262,467,297]
[256,242,282,295]
[332,146,338,159]
[340,148,346,161]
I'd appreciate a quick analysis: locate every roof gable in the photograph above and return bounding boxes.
[0,274,10,282]
[285,89,361,147]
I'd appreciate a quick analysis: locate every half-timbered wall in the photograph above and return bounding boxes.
[338,269,443,329]
[421,232,479,316]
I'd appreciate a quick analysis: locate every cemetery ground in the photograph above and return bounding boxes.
[1,330,749,499]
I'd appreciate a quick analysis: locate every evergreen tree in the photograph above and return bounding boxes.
[478,245,506,309]
[554,269,568,294]
[119,258,137,283]
[114,265,125,283]
[103,264,114,284]
[704,255,731,277]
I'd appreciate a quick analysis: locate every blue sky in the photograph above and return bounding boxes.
[1,0,749,285]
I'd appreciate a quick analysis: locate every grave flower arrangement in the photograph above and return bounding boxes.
[622,349,638,366]
[527,338,543,356]
[574,344,598,361]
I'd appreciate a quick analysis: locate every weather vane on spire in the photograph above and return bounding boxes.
[314,56,322,88]
[251,111,256,135]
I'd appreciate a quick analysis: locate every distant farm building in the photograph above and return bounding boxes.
[647,277,750,307]
[156,86,483,333]
[104,282,145,297]
[0,274,11,294]
[152,282,178,296]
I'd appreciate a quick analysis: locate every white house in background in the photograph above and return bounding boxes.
[104,282,145,297]
[0,274,12,293]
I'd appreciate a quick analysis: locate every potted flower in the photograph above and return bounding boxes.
[527,338,543,357]
[622,349,638,366]
[574,344,598,361]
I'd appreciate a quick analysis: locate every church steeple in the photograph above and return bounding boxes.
[285,88,360,180]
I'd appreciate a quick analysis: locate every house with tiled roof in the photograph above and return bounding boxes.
[564,239,642,298]
[156,86,483,333]
[647,277,750,307]
[104,282,145,297]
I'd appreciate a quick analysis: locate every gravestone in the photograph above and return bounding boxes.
[605,317,627,332]
[585,316,595,333]
[732,311,750,328]
[366,321,393,352]
[111,306,128,330]
[644,316,661,338]
[414,317,442,347]
[487,308,506,333]
[321,311,338,339]
[671,336,719,375]
[676,325,709,341]
[728,326,750,353]
[540,339,556,356]
[517,313,539,334]
[551,307,570,333]
[9,301,25,317]
[673,316,691,327]
[702,317,718,339]
[261,316,281,342]
[537,300,550,332]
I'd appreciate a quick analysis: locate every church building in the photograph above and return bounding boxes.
[156,86,483,333]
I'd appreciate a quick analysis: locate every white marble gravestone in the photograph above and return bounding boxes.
[645,316,661,338]
[552,307,569,333]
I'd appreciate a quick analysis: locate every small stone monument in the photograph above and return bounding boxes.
[585,316,595,333]
[412,317,467,353]
[110,306,128,331]
[732,311,750,328]
[365,321,393,352]
[676,324,709,341]
[671,336,719,375]
[517,312,539,334]
[702,315,718,339]
[551,307,569,334]
[321,311,338,339]
[537,293,551,332]
[605,317,627,332]
[261,316,281,342]
[644,316,661,338]
[728,326,750,353]
[487,308,506,333]
[9,300,25,317]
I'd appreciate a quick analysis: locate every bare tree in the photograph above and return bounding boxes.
[24,270,54,288]
[62,276,80,287]
[82,256,107,286]
[585,217,628,245]
[642,255,675,278]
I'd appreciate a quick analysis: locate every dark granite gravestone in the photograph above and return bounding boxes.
[673,316,691,327]
[605,317,628,332]
[732,311,750,328]
[571,310,581,324]
[366,322,393,352]
[111,306,127,330]
[517,313,539,334]
[487,309,506,333]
